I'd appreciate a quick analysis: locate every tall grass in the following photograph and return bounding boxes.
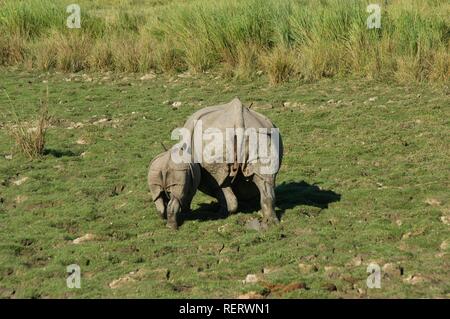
[0,0,448,83]
[0,0,65,38]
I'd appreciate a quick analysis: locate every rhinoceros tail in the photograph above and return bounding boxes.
[229,98,245,176]
[230,97,245,129]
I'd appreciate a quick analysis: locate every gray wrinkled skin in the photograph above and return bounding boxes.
[148,150,201,229]
[183,98,283,225]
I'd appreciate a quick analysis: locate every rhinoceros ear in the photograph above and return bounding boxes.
[230,97,242,106]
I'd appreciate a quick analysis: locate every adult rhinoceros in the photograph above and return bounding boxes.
[178,98,283,225]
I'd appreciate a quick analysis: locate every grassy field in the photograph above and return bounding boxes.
[0,70,449,298]
[0,0,449,300]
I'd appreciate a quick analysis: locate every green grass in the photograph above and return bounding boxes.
[0,70,449,298]
[0,0,448,83]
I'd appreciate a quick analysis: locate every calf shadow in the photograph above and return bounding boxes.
[181,201,227,224]
[180,180,341,224]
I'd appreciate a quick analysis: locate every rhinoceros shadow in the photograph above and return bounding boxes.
[275,181,341,214]
[43,148,80,157]
[181,180,341,224]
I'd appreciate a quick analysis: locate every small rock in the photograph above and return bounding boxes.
[93,118,110,125]
[218,224,230,233]
[76,138,88,145]
[172,101,182,109]
[440,240,449,250]
[262,267,279,275]
[149,268,170,281]
[0,287,15,298]
[324,266,336,273]
[245,219,268,232]
[401,232,412,240]
[440,215,450,225]
[4,154,12,160]
[382,263,403,278]
[350,256,363,267]
[298,263,318,273]
[109,269,147,289]
[140,73,156,81]
[177,72,191,79]
[425,198,441,206]
[265,282,308,295]
[324,266,340,279]
[12,177,29,186]
[243,274,259,284]
[109,275,135,289]
[277,282,308,293]
[73,233,96,244]
[283,101,302,108]
[245,219,261,231]
[67,122,84,130]
[252,103,273,110]
[356,287,365,295]
[368,97,378,102]
[323,283,337,292]
[238,291,264,299]
[402,228,425,240]
[403,274,426,285]
[15,195,28,204]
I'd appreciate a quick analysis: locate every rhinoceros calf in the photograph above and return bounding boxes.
[182,98,283,225]
[148,149,201,229]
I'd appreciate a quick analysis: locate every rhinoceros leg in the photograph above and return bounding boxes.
[222,187,238,214]
[154,197,167,220]
[253,175,279,225]
[215,187,237,215]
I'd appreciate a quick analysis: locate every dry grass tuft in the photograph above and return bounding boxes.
[260,46,298,85]
[3,88,51,160]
